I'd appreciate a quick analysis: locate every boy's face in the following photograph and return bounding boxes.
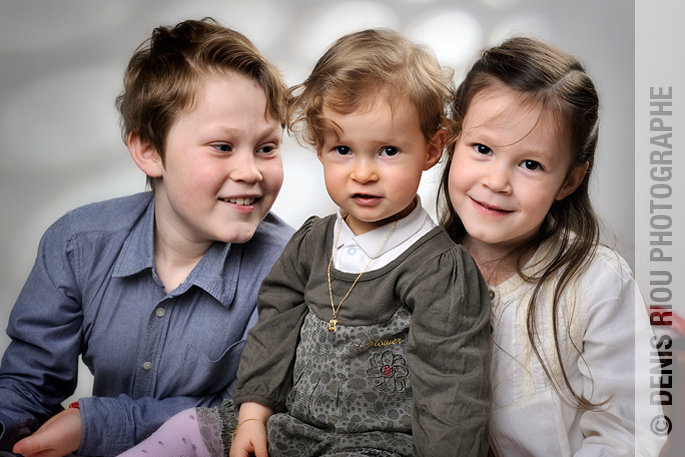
[152,73,283,246]
[318,98,443,235]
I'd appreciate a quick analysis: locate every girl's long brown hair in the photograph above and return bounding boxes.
[439,37,605,410]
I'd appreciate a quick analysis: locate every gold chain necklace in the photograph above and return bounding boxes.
[326,217,397,332]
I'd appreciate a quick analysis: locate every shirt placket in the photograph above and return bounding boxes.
[133,295,176,399]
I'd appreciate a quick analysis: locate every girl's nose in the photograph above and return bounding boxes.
[482,165,512,193]
[350,157,378,183]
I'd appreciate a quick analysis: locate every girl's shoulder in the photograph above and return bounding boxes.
[529,235,634,284]
[277,214,336,263]
[288,214,336,242]
[567,244,639,323]
[516,238,636,309]
[583,243,634,284]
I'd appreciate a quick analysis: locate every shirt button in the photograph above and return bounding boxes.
[155,307,166,318]
[347,247,357,256]
[488,289,496,300]
[143,361,153,371]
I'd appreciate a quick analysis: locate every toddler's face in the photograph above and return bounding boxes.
[448,88,583,257]
[153,73,283,246]
[318,98,443,235]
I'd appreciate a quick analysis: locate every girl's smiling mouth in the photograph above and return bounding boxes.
[471,197,512,216]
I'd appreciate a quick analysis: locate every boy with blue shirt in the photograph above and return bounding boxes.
[0,18,293,457]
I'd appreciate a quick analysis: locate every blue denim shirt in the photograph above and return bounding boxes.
[0,192,293,456]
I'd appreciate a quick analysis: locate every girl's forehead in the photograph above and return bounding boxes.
[464,89,569,155]
[467,89,548,132]
[322,98,416,126]
[324,93,414,114]
[467,88,538,123]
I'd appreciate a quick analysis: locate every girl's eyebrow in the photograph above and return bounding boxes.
[461,126,497,144]
[463,126,557,162]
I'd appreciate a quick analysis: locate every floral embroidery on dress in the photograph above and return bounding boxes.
[367,350,409,393]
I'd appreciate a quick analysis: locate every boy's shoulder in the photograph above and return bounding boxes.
[62,192,153,233]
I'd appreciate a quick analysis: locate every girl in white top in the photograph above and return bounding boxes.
[438,36,667,456]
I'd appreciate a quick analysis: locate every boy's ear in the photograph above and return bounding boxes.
[556,161,589,201]
[127,133,164,178]
[424,128,446,170]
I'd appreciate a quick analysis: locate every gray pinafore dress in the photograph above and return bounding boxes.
[197,306,416,457]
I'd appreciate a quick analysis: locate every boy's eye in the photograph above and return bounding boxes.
[380,146,398,157]
[522,160,542,171]
[474,144,491,155]
[334,146,351,155]
[214,143,233,153]
[257,144,278,154]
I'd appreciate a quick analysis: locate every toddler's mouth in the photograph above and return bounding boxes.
[353,193,378,199]
[352,193,381,203]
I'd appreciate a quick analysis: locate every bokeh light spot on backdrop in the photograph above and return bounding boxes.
[290,1,400,64]
[404,9,483,68]
[489,12,553,45]
[480,0,523,11]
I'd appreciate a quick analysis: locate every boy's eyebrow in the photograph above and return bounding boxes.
[215,124,282,138]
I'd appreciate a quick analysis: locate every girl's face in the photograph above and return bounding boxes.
[318,98,443,235]
[448,88,585,259]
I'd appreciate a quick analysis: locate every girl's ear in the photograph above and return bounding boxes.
[424,129,447,170]
[127,133,164,178]
[556,161,589,201]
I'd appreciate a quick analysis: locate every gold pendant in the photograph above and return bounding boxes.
[328,319,338,332]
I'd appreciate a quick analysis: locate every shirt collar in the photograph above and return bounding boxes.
[113,197,156,278]
[112,196,237,307]
[182,241,240,306]
[334,196,430,257]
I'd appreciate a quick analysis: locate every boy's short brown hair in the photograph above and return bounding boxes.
[116,18,286,188]
[287,28,454,151]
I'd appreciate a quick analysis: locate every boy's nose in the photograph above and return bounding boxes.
[230,151,262,182]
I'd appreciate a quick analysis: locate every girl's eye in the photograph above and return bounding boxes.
[380,146,398,157]
[334,146,351,155]
[214,143,232,153]
[474,143,492,155]
[522,160,542,171]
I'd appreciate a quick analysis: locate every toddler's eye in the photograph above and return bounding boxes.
[475,144,491,155]
[380,146,398,156]
[522,160,542,171]
[334,146,351,155]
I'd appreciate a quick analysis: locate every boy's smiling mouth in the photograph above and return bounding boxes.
[219,197,258,206]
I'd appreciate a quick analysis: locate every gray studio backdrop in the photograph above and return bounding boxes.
[0,0,633,401]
